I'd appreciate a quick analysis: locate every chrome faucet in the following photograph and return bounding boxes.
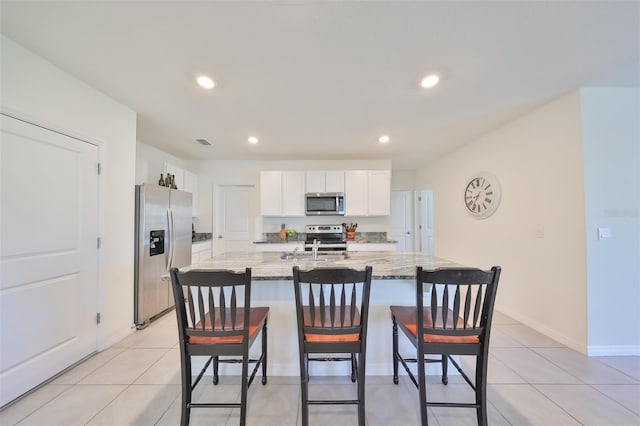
[311,239,321,260]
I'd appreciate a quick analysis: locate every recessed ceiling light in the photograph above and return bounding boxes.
[196,75,215,89]
[248,136,259,144]
[420,74,440,89]
[378,135,390,144]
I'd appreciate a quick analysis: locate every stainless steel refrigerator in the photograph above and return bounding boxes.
[134,184,192,328]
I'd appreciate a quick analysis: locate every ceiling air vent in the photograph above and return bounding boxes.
[195,138,212,146]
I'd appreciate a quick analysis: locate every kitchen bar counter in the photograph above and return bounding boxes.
[186,251,464,376]
[188,251,458,279]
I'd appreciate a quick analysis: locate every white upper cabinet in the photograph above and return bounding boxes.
[344,170,391,216]
[260,171,305,216]
[260,171,283,216]
[305,171,324,193]
[344,171,369,216]
[282,171,306,216]
[325,171,345,192]
[368,170,391,215]
[305,171,345,193]
[262,169,387,216]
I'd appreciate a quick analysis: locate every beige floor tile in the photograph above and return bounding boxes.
[366,381,426,426]
[489,327,526,348]
[86,384,180,425]
[0,385,70,426]
[488,384,581,425]
[79,348,170,385]
[51,347,124,385]
[459,354,527,384]
[6,308,637,426]
[134,348,181,385]
[114,322,178,349]
[16,385,125,426]
[232,383,298,425]
[156,381,238,425]
[534,348,638,384]
[595,356,640,381]
[492,310,520,325]
[535,384,640,426]
[306,404,361,426]
[497,324,565,348]
[593,384,640,415]
[491,348,581,384]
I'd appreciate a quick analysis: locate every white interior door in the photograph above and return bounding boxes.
[391,190,413,251]
[415,189,434,255]
[0,114,99,406]
[215,185,254,253]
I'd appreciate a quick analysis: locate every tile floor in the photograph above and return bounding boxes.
[1,311,638,425]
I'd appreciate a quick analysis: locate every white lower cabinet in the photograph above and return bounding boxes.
[192,241,212,264]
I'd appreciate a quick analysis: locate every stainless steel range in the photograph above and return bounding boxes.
[304,225,347,251]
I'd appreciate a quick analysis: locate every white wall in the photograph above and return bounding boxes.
[185,159,393,236]
[416,92,589,353]
[1,35,137,347]
[135,141,185,185]
[580,88,640,355]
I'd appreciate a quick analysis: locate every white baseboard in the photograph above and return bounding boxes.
[587,345,640,356]
[495,305,587,354]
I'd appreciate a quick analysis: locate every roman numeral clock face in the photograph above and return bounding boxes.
[464,173,502,219]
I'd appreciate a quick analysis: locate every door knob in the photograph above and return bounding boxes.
[217,235,223,239]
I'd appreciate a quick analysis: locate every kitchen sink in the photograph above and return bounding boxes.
[279,252,349,261]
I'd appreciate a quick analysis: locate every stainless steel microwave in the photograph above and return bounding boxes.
[305,192,345,216]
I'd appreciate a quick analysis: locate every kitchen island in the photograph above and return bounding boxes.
[187,251,462,376]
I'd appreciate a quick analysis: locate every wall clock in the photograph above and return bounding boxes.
[464,172,502,219]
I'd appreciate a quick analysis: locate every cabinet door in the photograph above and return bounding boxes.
[325,171,345,193]
[183,170,198,216]
[282,171,306,216]
[164,163,184,190]
[260,171,282,216]
[368,170,391,215]
[344,171,368,216]
[305,171,325,193]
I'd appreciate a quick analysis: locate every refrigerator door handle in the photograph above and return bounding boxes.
[166,207,174,271]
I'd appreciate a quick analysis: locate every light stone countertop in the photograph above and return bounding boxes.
[188,251,461,280]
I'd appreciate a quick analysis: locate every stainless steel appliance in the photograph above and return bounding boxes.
[305,192,345,216]
[304,225,347,251]
[134,184,192,328]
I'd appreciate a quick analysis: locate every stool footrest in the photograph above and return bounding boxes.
[308,399,360,405]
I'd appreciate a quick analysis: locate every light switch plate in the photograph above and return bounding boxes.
[597,227,612,240]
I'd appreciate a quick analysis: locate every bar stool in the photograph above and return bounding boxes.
[170,267,269,426]
[390,266,501,426]
[292,265,373,426]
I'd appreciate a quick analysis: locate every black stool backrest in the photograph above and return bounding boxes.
[170,267,252,343]
[293,266,373,340]
[416,266,501,342]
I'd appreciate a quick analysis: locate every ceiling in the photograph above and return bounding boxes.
[1,1,638,170]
